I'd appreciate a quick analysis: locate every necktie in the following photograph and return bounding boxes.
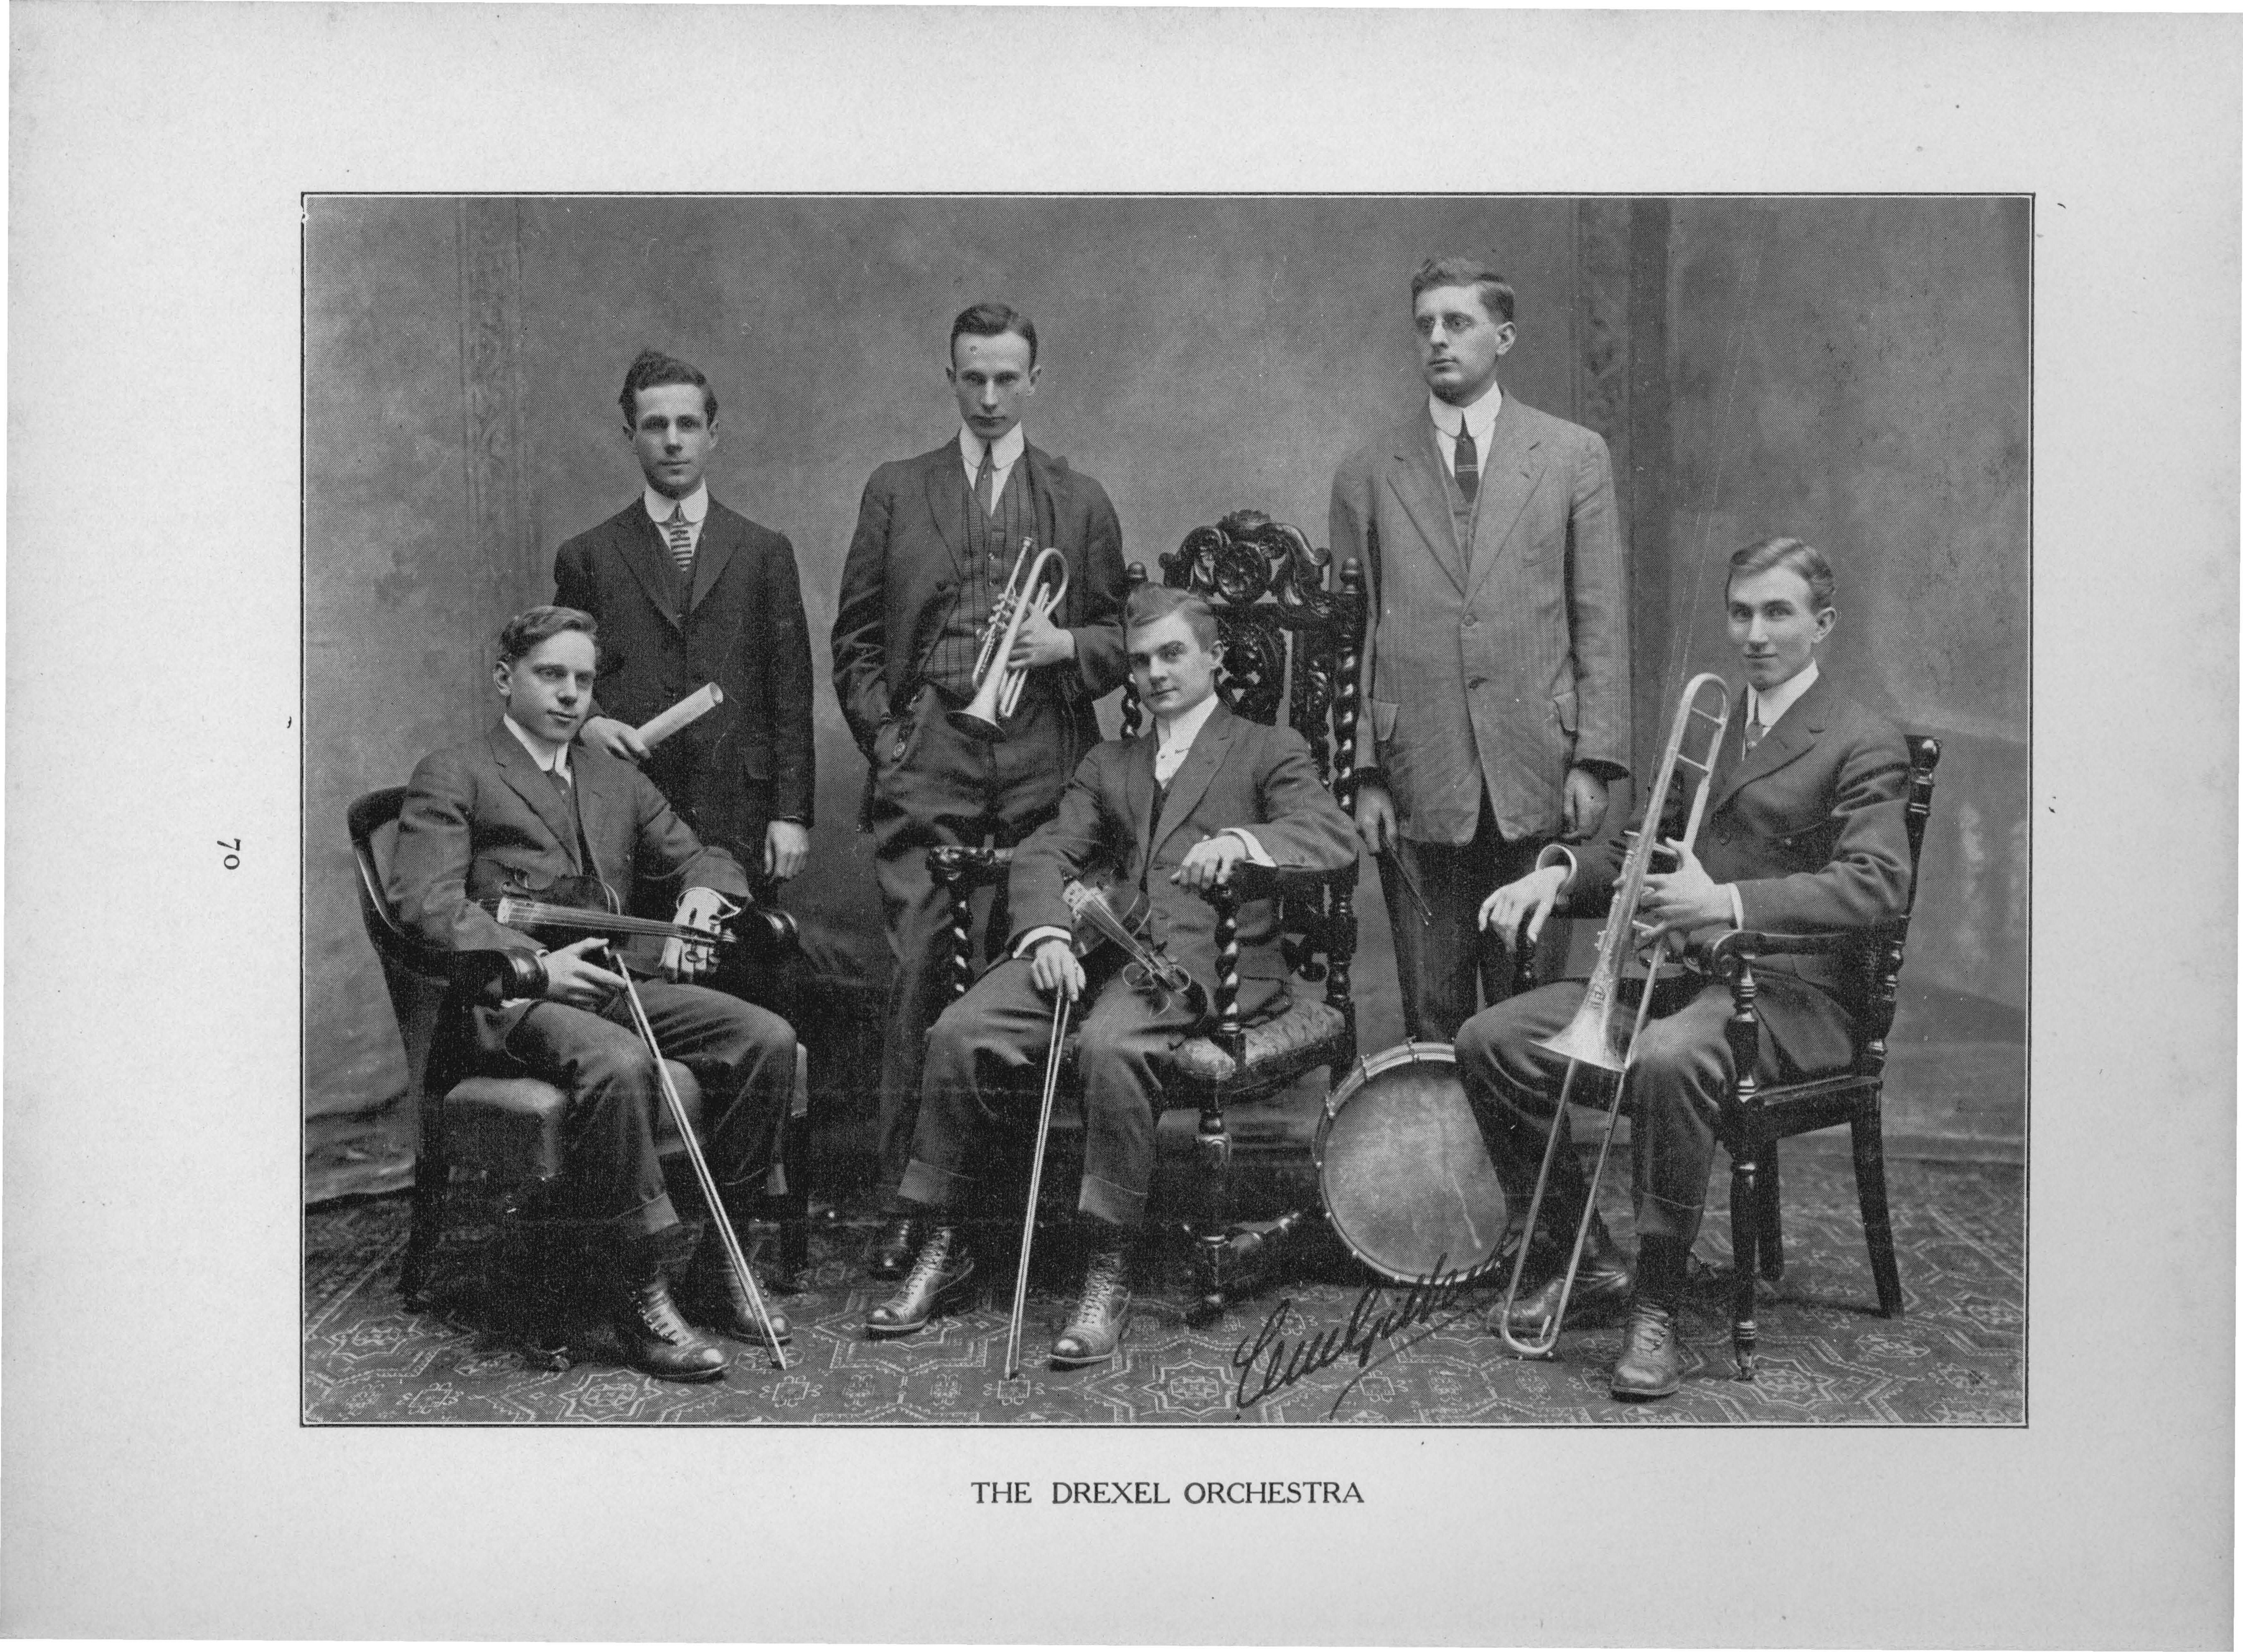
[663,504,694,577]
[549,766,596,875]
[974,445,997,520]
[1744,708,1767,754]
[1453,418,1480,503]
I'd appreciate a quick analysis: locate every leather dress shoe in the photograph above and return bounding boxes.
[679,1249,793,1348]
[866,1225,975,1338]
[1050,1247,1131,1368]
[609,1270,729,1383]
[866,1214,922,1281]
[1493,1227,1634,1341]
[1609,1299,1683,1400]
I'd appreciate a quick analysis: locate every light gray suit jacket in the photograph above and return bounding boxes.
[1329,394,1631,845]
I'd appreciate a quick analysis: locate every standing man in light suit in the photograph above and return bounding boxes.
[1329,256,1632,1042]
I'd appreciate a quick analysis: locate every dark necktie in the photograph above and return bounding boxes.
[550,766,597,876]
[1743,706,1768,754]
[974,445,997,520]
[1453,418,1480,503]
[1140,780,1170,892]
[663,504,694,583]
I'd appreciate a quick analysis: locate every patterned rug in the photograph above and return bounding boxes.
[304,1152,2022,1426]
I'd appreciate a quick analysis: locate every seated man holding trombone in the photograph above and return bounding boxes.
[1459,537,1913,1400]
[866,584,1358,1369]
[388,605,797,1382]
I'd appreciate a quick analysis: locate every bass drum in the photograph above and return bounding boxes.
[1316,1040,1509,1285]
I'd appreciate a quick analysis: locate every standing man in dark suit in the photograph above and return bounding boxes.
[1329,256,1632,1042]
[866,586,1358,1366]
[832,303,1130,1279]
[554,350,816,898]
[1459,538,1912,1400]
[388,605,798,1382]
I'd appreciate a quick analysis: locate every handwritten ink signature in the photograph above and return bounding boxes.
[1229,1258,1490,1419]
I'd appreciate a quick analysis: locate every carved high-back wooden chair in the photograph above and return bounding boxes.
[931,509,1367,1322]
[1706,734,1942,1377]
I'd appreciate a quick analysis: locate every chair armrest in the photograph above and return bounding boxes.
[1199,860,1353,906]
[927,844,1015,893]
[1705,928,1861,978]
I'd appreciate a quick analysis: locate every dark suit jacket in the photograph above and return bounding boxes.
[1005,702,1360,1020]
[553,497,816,861]
[831,439,1129,764]
[389,721,753,1056]
[1329,396,1630,844]
[1567,671,1912,1047]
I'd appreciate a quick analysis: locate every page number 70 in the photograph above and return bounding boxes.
[219,838,241,871]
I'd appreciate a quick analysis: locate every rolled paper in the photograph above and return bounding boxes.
[635,683,725,749]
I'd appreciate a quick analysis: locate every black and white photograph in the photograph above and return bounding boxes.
[7,7,2232,1645]
[303,193,2029,1428]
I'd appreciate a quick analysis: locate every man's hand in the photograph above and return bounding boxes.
[580,715,650,763]
[1354,781,1398,855]
[542,937,628,1009]
[764,820,810,882]
[1479,864,1569,950]
[1174,830,1248,893]
[1635,839,1731,945]
[1005,607,1077,673]
[662,887,730,982]
[1561,766,1609,841]
[1029,936,1085,1001]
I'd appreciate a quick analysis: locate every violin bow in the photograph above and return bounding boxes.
[1005,983,1074,1380]
[601,945,787,1370]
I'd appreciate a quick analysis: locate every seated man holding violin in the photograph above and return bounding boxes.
[866,584,1358,1367]
[388,604,796,1382]
[1458,537,1912,1401]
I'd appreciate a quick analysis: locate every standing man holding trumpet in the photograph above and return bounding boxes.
[1457,537,1913,1401]
[832,302,1130,1279]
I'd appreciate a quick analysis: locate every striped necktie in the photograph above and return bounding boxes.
[1452,417,1480,503]
[974,445,997,520]
[662,504,694,577]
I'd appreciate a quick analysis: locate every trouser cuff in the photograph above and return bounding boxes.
[1078,1173,1147,1230]
[897,1157,972,1211]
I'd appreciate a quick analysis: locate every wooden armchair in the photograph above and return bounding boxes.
[1706,734,1942,1378]
[345,786,807,1312]
[930,509,1367,1322]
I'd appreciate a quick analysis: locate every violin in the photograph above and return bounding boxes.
[479,873,739,974]
[1062,878,1211,1023]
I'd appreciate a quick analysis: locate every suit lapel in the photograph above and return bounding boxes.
[616,505,687,633]
[1463,399,1547,601]
[1710,671,1830,815]
[686,502,737,615]
[922,444,970,570]
[1150,701,1235,862]
[488,724,583,871]
[1382,425,1468,597]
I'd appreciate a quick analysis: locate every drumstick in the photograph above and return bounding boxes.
[1377,848,1434,926]
[635,683,725,749]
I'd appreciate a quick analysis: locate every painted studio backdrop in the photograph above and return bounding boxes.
[304,196,2028,1199]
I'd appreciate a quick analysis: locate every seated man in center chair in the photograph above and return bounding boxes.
[865,584,1358,1367]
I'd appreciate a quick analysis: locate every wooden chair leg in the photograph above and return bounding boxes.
[1728,1145,1760,1380]
[400,1141,449,1304]
[1184,1102,1235,1327]
[1756,1139,1785,1283]
[1850,1104,1905,1318]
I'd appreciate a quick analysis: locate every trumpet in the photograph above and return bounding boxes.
[951,542,1069,741]
[1495,671,1732,1359]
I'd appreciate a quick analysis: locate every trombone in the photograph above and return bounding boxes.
[1494,671,1732,1359]
[951,542,1069,741]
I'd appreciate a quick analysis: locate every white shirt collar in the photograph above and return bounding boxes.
[1749,659,1820,730]
[642,482,709,526]
[1427,380,1503,445]
[502,714,572,777]
[958,423,1026,477]
[1154,690,1222,763]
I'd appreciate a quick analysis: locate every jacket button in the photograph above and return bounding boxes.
[1463,614,1478,627]
[1716,828,1732,845]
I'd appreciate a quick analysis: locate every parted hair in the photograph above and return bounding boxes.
[950,302,1039,368]
[497,605,598,667]
[1124,583,1220,650]
[1410,256,1515,325]
[1728,536,1837,612]
[618,349,717,425]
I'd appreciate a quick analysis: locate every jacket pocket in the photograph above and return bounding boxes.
[1368,697,1400,745]
[1551,688,1579,736]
